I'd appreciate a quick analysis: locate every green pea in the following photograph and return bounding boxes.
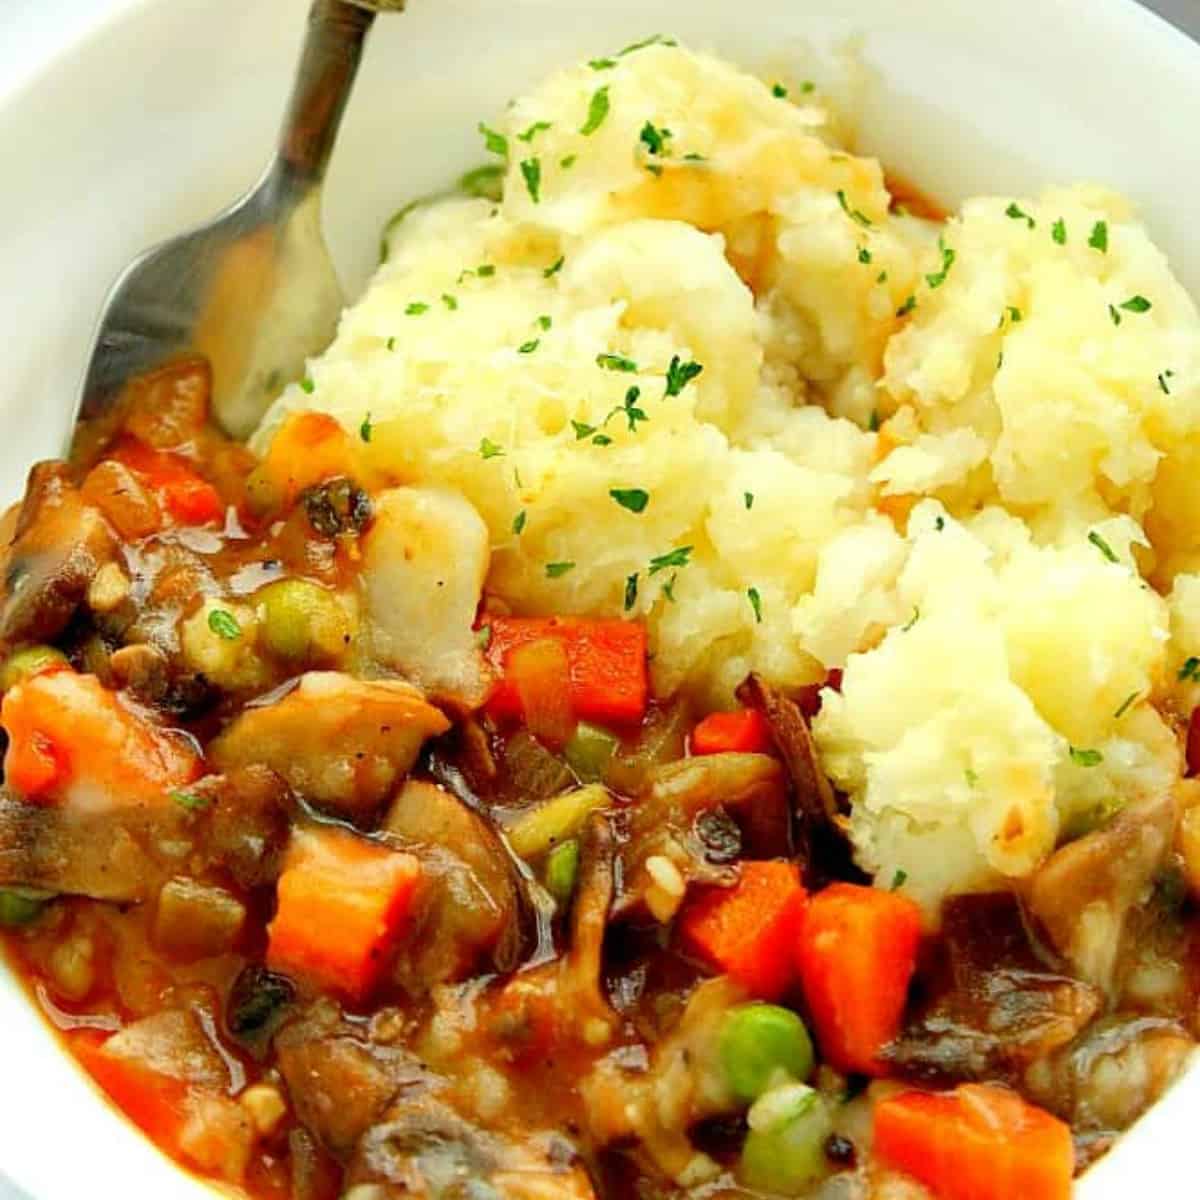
[544,839,580,905]
[720,1003,814,1103]
[0,890,49,927]
[739,1086,833,1195]
[0,645,67,691]
[256,579,348,665]
[564,721,619,783]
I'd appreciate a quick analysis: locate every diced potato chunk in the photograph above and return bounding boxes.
[153,876,246,960]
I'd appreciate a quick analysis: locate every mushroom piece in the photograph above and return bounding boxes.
[208,671,449,820]
[1026,788,1179,993]
[362,487,493,711]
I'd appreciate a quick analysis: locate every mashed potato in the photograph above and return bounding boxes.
[253,41,1200,915]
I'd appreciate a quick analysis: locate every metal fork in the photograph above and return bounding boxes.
[75,0,406,442]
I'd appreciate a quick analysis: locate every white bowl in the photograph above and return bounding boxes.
[1,0,1198,1196]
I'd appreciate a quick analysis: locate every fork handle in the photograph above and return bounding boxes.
[277,0,382,182]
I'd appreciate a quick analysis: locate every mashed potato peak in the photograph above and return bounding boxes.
[254,42,1200,915]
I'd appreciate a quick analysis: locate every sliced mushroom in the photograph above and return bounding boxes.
[1027,788,1179,993]
[208,672,449,819]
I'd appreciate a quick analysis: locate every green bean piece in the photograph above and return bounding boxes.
[256,579,347,665]
[0,645,67,691]
[740,1085,833,1194]
[544,839,581,905]
[0,890,49,927]
[720,1003,815,1102]
[564,721,620,783]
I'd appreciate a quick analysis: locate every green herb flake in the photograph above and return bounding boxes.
[479,437,505,460]
[896,295,917,318]
[572,420,597,440]
[208,609,241,641]
[682,152,707,163]
[1051,218,1067,245]
[589,57,617,70]
[458,163,505,201]
[747,587,763,624]
[171,789,211,812]
[546,561,576,578]
[299,376,315,395]
[617,386,648,433]
[580,86,611,136]
[649,545,693,575]
[661,573,678,603]
[544,256,565,278]
[520,157,542,203]
[537,315,553,331]
[639,121,672,157]
[610,487,650,514]
[1005,201,1036,229]
[478,121,508,158]
[1109,304,1122,327]
[591,433,614,446]
[800,81,816,93]
[1069,746,1104,767]
[1159,371,1174,395]
[868,410,880,432]
[518,339,540,354]
[359,414,372,443]
[386,337,396,351]
[476,264,496,277]
[925,239,956,289]
[901,606,920,632]
[771,82,788,98]
[877,270,889,284]
[744,492,755,510]
[1114,691,1140,719]
[512,510,527,535]
[624,572,639,612]
[857,246,873,265]
[517,120,552,143]
[618,33,677,56]
[597,352,638,373]
[891,869,908,890]
[1006,305,1023,324]
[1088,530,1119,563]
[475,624,492,651]
[1088,221,1109,253]
[1178,656,1200,682]
[441,293,458,311]
[1120,294,1153,315]
[837,189,873,228]
[965,768,979,787]
[405,302,429,316]
[664,355,703,397]
[935,516,946,531]
[560,154,578,169]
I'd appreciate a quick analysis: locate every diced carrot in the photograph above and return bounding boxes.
[678,861,807,1000]
[874,1084,1074,1200]
[111,437,224,527]
[691,709,773,756]
[796,881,922,1074]
[267,826,421,1004]
[72,1032,190,1150]
[483,616,648,726]
[1187,707,1200,778]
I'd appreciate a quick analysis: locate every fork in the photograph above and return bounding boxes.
[74,0,406,442]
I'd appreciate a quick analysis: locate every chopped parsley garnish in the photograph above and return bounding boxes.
[208,609,241,640]
[1159,370,1175,395]
[616,386,648,432]
[1088,530,1119,563]
[1069,746,1103,767]
[580,86,611,135]
[877,270,889,284]
[901,606,920,632]
[649,546,693,575]
[891,869,908,890]
[442,293,458,311]
[517,120,552,143]
[544,256,565,278]
[299,376,315,394]
[858,246,873,265]
[1005,201,1035,229]
[935,516,946,531]
[1006,305,1023,323]
[747,587,763,624]
[1088,220,1109,253]
[965,768,979,787]
[610,487,649,513]
[624,573,639,612]
[597,352,638,372]
[925,238,956,289]
[479,437,504,459]
[662,574,678,603]
[800,81,815,93]
[571,420,597,440]
[476,264,496,277]
[682,152,708,163]
[512,510,527,535]
[592,434,614,446]
[618,33,677,56]
[644,163,663,178]
[478,121,508,158]
[545,561,576,578]
[1114,691,1140,719]
[868,410,880,432]
[405,302,429,316]
[664,355,703,397]
[386,337,396,351]
[171,789,211,811]
[639,121,672,157]
[359,414,372,443]
[475,624,493,651]
[518,339,540,354]
[772,82,788,98]
[458,163,505,201]
[836,189,872,228]
[519,158,542,203]
[560,154,578,169]
[1051,218,1067,245]
[1120,294,1152,314]
[537,315,553,331]
[896,295,917,317]
[1180,656,1200,682]
[1109,303,1122,327]
[744,492,755,510]
[589,56,617,70]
